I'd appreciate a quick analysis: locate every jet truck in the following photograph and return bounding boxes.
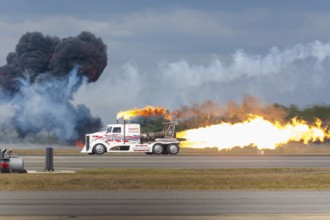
[81,122,180,155]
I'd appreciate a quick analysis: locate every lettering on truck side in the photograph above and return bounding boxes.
[133,144,149,152]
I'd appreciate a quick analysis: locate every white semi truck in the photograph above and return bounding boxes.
[81,122,180,155]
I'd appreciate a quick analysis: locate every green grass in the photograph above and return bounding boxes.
[2,168,330,191]
[13,148,82,156]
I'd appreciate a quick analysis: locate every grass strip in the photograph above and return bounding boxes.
[1,168,330,191]
[12,143,330,156]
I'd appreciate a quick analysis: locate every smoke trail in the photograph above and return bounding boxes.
[107,40,330,113]
[171,96,288,130]
[0,31,107,144]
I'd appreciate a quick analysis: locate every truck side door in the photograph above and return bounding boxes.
[112,126,122,142]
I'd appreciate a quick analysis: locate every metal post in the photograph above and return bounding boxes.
[123,120,126,144]
[45,147,54,171]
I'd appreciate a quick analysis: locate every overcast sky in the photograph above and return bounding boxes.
[1,0,330,123]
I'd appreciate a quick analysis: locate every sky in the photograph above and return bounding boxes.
[1,0,330,124]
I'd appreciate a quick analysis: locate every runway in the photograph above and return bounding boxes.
[1,191,330,216]
[23,155,330,171]
[17,155,330,219]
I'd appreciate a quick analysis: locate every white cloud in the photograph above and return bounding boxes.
[115,9,231,37]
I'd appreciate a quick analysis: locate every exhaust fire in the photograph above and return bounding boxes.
[116,106,172,121]
[177,115,330,150]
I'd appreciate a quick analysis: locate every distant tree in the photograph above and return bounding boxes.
[129,116,165,133]
[301,105,330,123]
[285,104,302,120]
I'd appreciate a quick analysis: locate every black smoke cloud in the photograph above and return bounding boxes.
[0,31,107,144]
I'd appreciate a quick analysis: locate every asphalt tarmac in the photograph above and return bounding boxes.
[9,155,330,219]
[1,191,330,217]
[23,155,330,171]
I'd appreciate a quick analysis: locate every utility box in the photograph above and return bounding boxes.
[45,148,54,171]
[0,149,25,173]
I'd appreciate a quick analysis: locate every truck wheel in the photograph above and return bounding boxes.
[153,144,163,155]
[167,144,179,155]
[93,144,106,155]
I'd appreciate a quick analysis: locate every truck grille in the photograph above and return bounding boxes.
[85,136,90,151]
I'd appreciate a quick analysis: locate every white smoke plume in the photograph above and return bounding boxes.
[98,40,330,120]
[0,67,100,144]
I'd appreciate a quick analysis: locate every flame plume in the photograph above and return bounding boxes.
[116,106,172,121]
[177,115,330,150]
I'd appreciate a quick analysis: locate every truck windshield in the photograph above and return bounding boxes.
[106,127,112,133]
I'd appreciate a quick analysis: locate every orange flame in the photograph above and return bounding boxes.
[177,115,330,150]
[116,106,172,121]
[75,140,84,149]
